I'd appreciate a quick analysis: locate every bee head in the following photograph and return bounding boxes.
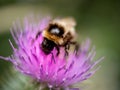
[48,24,64,37]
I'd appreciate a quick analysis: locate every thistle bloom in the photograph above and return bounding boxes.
[0,17,103,90]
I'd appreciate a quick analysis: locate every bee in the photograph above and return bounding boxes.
[37,17,79,57]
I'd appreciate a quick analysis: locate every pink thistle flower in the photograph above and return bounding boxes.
[0,17,103,90]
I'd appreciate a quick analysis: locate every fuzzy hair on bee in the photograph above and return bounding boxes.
[38,17,79,57]
[42,17,77,45]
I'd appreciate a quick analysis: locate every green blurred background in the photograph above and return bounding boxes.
[0,0,120,90]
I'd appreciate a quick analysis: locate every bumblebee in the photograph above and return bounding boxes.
[37,17,78,56]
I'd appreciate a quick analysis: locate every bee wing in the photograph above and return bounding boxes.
[52,17,76,27]
[61,17,76,27]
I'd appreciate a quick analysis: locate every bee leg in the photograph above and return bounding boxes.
[64,42,71,56]
[70,41,79,55]
[64,45,69,57]
[50,52,56,63]
[74,43,79,56]
[55,46,60,56]
[36,31,42,39]
[67,42,70,50]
